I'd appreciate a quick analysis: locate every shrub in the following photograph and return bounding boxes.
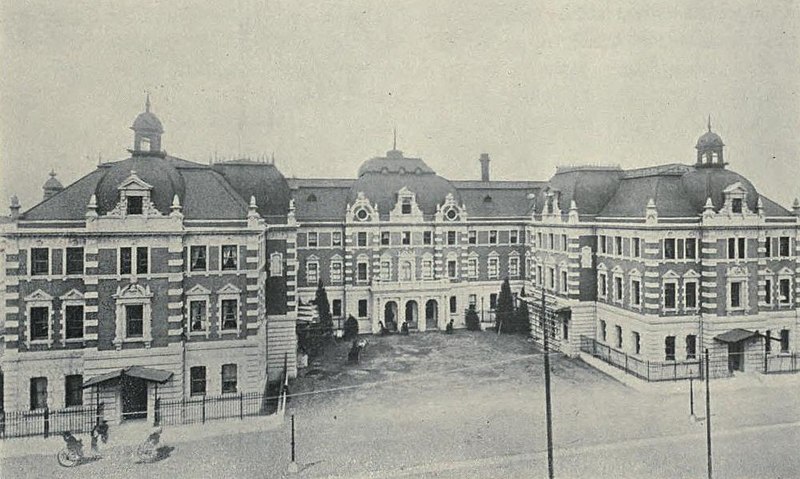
[343,314,359,340]
[315,280,334,339]
[465,308,481,331]
[495,278,515,333]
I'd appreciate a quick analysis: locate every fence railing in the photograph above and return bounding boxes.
[580,336,702,382]
[0,405,98,440]
[155,391,270,427]
[580,335,799,380]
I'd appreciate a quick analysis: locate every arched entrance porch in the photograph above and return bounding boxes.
[425,299,438,330]
[405,300,418,329]
[384,301,398,331]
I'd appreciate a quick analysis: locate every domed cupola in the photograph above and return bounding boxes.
[42,169,64,200]
[695,116,725,168]
[131,94,164,155]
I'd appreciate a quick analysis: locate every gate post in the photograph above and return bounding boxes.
[239,392,244,420]
[154,398,161,426]
[201,395,206,424]
[43,407,50,438]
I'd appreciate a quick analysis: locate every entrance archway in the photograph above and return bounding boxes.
[425,299,438,330]
[405,300,418,328]
[384,301,398,331]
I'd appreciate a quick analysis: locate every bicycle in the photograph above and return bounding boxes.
[57,432,85,467]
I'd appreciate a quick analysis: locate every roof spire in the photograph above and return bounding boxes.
[707,114,711,132]
[393,127,397,151]
[145,91,151,112]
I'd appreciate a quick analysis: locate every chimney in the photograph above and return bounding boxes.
[10,195,21,221]
[479,153,490,182]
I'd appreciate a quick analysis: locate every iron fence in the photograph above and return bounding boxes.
[0,405,98,440]
[155,391,269,427]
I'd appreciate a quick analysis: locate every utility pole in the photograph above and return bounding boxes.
[705,349,712,479]
[689,376,694,418]
[542,289,554,479]
[288,414,298,474]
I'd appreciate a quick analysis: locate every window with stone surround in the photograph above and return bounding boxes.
[423,231,432,245]
[65,305,84,340]
[332,232,342,246]
[779,278,791,305]
[665,336,676,361]
[779,236,790,257]
[488,256,499,279]
[685,335,697,360]
[190,245,207,272]
[221,364,237,394]
[358,299,368,318]
[31,248,49,276]
[221,245,238,271]
[65,247,84,275]
[65,375,83,407]
[356,232,367,247]
[190,367,206,396]
[663,282,677,310]
[221,299,239,331]
[307,232,318,248]
[685,281,698,309]
[29,306,49,341]
[330,259,343,283]
[509,256,520,278]
[381,231,390,246]
[727,237,746,260]
[30,377,47,410]
[306,260,319,285]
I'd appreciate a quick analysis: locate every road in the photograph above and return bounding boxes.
[2,334,798,478]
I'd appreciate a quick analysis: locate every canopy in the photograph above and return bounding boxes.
[714,328,758,344]
[83,366,173,389]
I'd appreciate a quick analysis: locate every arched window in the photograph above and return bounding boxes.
[270,252,283,277]
[306,193,317,202]
[483,195,492,203]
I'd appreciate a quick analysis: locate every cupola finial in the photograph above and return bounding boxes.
[707,114,711,132]
[145,92,151,113]
[393,127,397,151]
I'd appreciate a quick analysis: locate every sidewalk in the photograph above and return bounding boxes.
[578,352,800,395]
[0,412,284,460]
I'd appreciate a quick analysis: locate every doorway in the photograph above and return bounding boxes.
[405,301,418,328]
[728,342,744,373]
[384,301,398,331]
[121,376,148,420]
[425,300,438,330]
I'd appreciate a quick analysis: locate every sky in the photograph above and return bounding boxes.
[1,0,798,212]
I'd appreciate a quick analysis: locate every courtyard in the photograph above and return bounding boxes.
[2,331,799,478]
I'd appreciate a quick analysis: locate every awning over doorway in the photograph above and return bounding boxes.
[714,328,758,344]
[83,366,173,389]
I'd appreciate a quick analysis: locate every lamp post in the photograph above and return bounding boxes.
[705,348,712,479]
[542,288,554,479]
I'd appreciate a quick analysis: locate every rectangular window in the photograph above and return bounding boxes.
[489,230,498,244]
[731,198,743,213]
[65,375,83,407]
[561,270,568,293]
[615,325,622,349]
[120,247,132,275]
[537,266,543,286]
[447,231,457,245]
[614,276,623,302]
[488,257,499,278]
[686,335,697,360]
[190,366,206,396]
[447,260,457,279]
[221,245,238,270]
[402,231,412,246]
[685,238,697,259]
[676,239,685,260]
[30,377,48,410]
[548,233,555,249]
[357,232,367,247]
[190,246,207,272]
[423,231,432,245]
[632,238,641,258]
[728,237,746,259]
[562,234,568,252]
[730,281,743,308]
[548,267,555,290]
[332,299,342,317]
[449,296,457,314]
[633,331,641,355]
[306,262,319,285]
[189,300,206,332]
[779,278,791,304]
[357,262,368,282]
[779,236,790,257]
[510,230,519,244]
[780,329,790,353]
[358,299,368,318]
[598,235,607,254]
[599,320,607,342]
[65,247,84,275]
[422,259,433,280]
[468,230,477,245]
[332,232,342,246]
[598,273,607,298]
[685,281,697,309]
[127,195,143,215]
[490,293,498,310]
[509,257,520,277]
[467,258,478,278]
[380,260,391,281]
[765,237,772,257]
[221,364,237,394]
[330,261,343,283]
[29,306,49,341]
[764,278,773,304]
[665,336,676,361]
[664,239,676,260]
[468,294,477,309]
[136,247,148,274]
[615,236,623,256]
[631,279,641,306]
[307,232,318,247]
[664,283,677,310]
[381,231,390,246]
[31,248,49,276]
[65,305,84,339]
[221,299,238,330]
[537,233,543,248]
[126,304,144,338]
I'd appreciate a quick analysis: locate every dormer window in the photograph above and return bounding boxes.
[127,196,143,215]
[731,198,743,213]
[401,199,412,214]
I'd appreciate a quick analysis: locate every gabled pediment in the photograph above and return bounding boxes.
[24,289,53,302]
[117,170,154,191]
[723,182,747,194]
[683,269,700,279]
[59,289,85,301]
[114,283,152,299]
[185,284,212,296]
[611,265,624,274]
[663,270,679,279]
[217,283,242,295]
[778,267,794,276]
[629,268,641,277]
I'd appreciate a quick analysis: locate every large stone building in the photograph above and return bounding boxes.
[2,103,798,416]
[0,99,296,419]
